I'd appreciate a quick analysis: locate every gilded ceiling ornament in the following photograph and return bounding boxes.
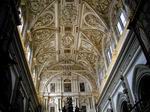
[28,0,54,13]
[47,64,85,71]
[82,30,103,50]
[61,4,77,25]
[84,0,111,14]
[62,33,74,47]
[33,12,54,28]
[36,52,56,64]
[37,53,49,63]
[32,29,53,42]
[79,52,97,65]
[27,0,110,98]
[80,40,93,52]
[84,14,105,30]
[29,1,43,13]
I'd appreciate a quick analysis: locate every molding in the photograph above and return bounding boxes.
[116,92,128,112]
[97,30,140,108]
[11,26,40,107]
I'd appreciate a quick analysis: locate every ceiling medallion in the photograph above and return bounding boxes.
[62,33,74,47]
[29,1,42,13]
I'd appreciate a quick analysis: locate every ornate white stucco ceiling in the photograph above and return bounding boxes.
[26,0,112,94]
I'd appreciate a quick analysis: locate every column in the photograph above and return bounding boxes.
[72,78,76,92]
[75,97,79,107]
[92,96,96,112]
[45,97,48,112]
[58,97,62,111]
[58,78,61,93]
[88,97,92,109]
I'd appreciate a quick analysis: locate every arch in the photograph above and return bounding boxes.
[132,64,150,111]
[43,72,94,93]
[132,64,150,101]
[116,92,129,112]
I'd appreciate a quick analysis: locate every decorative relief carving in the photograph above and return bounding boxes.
[61,4,77,25]
[80,39,97,54]
[29,1,43,13]
[84,0,111,15]
[33,12,54,29]
[36,52,55,64]
[82,30,103,50]
[28,0,54,14]
[84,14,105,30]
[27,0,109,99]
[79,52,97,67]
[47,64,85,71]
[62,33,74,48]
[32,29,54,42]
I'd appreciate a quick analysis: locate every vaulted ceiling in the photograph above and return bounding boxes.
[26,0,113,96]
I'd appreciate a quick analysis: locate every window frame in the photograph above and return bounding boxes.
[64,79,72,92]
[115,9,127,38]
[50,83,55,93]
[80,82,85,92]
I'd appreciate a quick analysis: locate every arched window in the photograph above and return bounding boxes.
[105,42,114,66]
[115,10,127,38]
[117,12,127,34]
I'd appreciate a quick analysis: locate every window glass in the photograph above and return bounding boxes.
[64,79,71,92]
[117,22,123,34]
[115,11,127,37]
[50,107,55,112]
[82,106,86,112]
[50,83,55,92]
[64,83,71,92]
[107,50,111,62]
[120,13,126,27]
[106,45,112,64]
[80,83,85,92]
[99,71,103,81]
